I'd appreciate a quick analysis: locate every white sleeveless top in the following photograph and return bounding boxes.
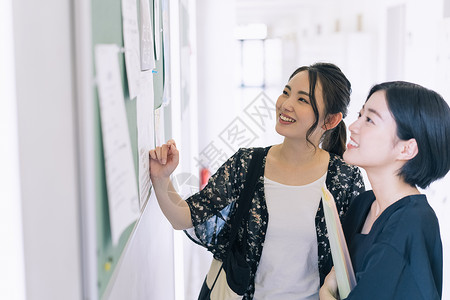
[253,173,326,300]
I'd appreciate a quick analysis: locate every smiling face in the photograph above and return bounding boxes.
[343,90,402,171]
[275,71,326,144]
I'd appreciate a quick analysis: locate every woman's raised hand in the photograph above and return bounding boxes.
[149,139,179,181]
[148,140,192,230]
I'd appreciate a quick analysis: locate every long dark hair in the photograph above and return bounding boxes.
[289,62,352,156]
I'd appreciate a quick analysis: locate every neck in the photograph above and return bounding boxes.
[278,138,325,166]
[366,167,420,212]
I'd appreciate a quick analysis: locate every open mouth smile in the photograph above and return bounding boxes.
[279,114,296,123]
[347,138,359,149]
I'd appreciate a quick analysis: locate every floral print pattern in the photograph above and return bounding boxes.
[185,146,365,299]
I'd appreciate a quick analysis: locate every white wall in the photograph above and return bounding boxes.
[103,195,175,300]
[11,0,83,298]
[196,0,240,153]
[0,0,26,298]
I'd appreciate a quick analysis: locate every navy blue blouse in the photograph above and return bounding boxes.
[342,191,443,300]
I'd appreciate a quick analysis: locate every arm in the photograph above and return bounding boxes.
[182,148,251,255]
[320,247,405,300]
[149,139,192,230]
[348,240,441,300]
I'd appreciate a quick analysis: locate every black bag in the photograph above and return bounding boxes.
[198,148,265,300]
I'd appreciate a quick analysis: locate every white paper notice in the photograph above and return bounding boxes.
[94,44,140,246]
[140,0,156,71]
[153,0,161,61]
[122,0,141,99]
[161,0,171,106]
[154,105,165,146]
[137,71,155,209]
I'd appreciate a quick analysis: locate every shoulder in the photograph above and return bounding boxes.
[220,147,255,168]
[394,195,440,232]
[345,190,375,219]
[224,147,269,178]
[237,146,270,155]
[234,146,270,163]
[326,153,365,195]
[346,190,375,211]
[379,195,441,249]
[356,190,375,200]
[342,191,375,237]
[328,153,362,177]
[385,195,438,228]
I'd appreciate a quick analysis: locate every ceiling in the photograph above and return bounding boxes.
[235,0,337,25]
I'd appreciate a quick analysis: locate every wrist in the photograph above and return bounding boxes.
[319,286,337,300]
[151,176,171,190]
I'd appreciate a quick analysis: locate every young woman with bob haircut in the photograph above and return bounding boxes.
[320,81,450,300]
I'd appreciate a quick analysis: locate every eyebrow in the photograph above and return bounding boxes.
[285,85,310,97]
[362,105,383,120]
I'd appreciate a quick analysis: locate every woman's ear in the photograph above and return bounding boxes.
[322,112,343,130]
[398,138,419,161]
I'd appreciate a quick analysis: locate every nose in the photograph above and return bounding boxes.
[279,95,294,112]
[348,118,361,134]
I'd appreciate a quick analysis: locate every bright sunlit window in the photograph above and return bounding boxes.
[239,39,265,87]
[235,24,268,88]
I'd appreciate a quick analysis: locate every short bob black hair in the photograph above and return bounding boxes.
[366,81,450,189]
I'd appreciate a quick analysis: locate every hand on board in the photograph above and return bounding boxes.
[149,139,179,181]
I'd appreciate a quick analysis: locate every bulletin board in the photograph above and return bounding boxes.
[92,0,166,297]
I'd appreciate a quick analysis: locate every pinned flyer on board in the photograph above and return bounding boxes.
[321,184,356,299]
[160,0,171,107]
[94,44,140,246]
[154,105,165,147]
[139,0,156,71]
[137,71,155,210]
[122,0,141,99]
[153,0,161,61]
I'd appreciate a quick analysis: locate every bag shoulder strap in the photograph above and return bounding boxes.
[205,147,267,297]
[228,147,266,244]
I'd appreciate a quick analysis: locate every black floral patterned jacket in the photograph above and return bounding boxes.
[185,146,365,299]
